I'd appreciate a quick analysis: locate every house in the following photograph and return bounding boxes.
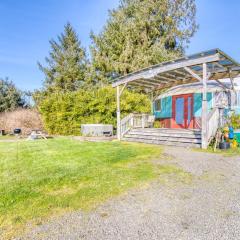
[153,80,234,129]
[112,49,240,149]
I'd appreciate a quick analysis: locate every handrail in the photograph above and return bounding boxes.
[120,113,134,136]
[120,113,155,137]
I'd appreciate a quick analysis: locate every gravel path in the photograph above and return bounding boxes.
[18,147,240,240]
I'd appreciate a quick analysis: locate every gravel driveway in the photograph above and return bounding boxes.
[19,147,240,240]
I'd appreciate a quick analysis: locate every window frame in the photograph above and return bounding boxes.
[237,91,240,107]
[154,99,162,112]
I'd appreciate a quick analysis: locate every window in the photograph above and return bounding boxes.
[155,99,161,111]
[237,91,240,106]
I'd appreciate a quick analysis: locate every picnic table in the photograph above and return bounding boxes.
[28,129,48,140]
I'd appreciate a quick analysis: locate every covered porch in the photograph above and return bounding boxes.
[112,49,240,149]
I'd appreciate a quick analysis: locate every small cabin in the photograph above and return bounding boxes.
[112,49,240,148]
[153,81,233,129]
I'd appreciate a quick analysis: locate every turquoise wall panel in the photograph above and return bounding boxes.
[154,93,213,119]
[154,96,172,119]
[193,92,213,117]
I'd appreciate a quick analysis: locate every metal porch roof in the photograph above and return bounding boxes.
[112,49,240,91]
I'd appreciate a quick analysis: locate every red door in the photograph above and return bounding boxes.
[172,94,194,129]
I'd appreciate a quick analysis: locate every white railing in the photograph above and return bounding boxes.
[120,113,154,137]
[120,113,134,136]
[207,108,221,144]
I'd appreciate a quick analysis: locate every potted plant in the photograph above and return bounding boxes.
[219,128,230,150]
[232,136,238,148]
[223,126,229,140]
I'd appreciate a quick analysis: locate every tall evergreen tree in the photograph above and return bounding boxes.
[91,0,198,82]
[39,23,87,92]
[0,78,25,112]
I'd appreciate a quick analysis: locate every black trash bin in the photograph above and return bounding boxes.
[13,128,21,135]
[219,142,230,150]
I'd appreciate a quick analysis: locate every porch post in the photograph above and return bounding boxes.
[151,92,154,114]
[116,86,121,140]
[201,63,208,149]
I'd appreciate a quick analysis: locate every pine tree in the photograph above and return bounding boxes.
[0,78,25,112]
[39,23,87,92]
[91,0,198,82]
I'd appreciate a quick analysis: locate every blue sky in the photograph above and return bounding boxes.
[0,0,240,91]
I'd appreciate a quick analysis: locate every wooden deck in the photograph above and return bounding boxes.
[122,128,202,148]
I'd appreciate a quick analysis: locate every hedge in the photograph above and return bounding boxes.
[38,86,151,135]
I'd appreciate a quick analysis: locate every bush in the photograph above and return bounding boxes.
[38,86,151,135]
[230,113,240,129]
[153,121,163,128]
[0,108,44,135]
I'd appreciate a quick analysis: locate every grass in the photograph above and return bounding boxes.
[0,135,18,140]
[0,138,190,238]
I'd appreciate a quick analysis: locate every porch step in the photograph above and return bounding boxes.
[130,128,201,135]
[122,128,202,148]
[122,137,201,148]
[124,134,201,143]
[129,129,201,139]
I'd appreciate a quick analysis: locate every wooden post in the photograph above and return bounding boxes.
[151,92,154,114]
[201,63,208,149]
[116,86,121,140]
[131,114,134,127]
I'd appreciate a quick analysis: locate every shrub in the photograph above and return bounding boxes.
[38,86,151,135]
[230,113,240,129]
[153,121,163,128]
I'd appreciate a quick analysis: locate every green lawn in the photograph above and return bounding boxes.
[0,138,189,238]
[0,138,162,237]
[0,135,18,140]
